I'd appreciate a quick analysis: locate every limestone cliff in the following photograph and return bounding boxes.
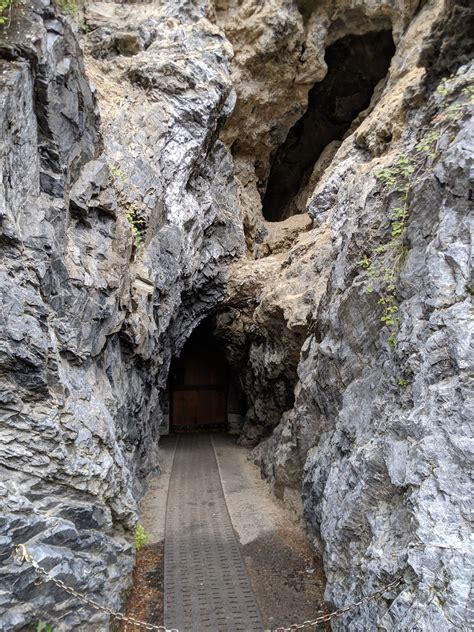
[0,0,472,631]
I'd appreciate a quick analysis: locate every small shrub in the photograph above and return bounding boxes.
[37,623,58,632]
[109,163,147,250]
[125,202,146,248]
[133,523,149,551]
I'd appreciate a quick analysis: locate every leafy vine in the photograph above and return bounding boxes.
[358,72,473,349]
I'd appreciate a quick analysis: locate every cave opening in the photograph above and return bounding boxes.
[261,30,396,222]
[167,319,246,434]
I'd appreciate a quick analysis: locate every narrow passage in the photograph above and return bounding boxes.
[133,434,326,630]
[163,434,263,632]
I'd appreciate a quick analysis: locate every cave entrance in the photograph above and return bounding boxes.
[262,30,395,222]
[169,320,245,433]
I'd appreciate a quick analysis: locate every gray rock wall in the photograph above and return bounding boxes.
[214,1,473,629]
[0,1,243,628]
[300,64,473,631]
[0,0,472,630]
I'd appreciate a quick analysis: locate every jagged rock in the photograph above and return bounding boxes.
[266,16,472,632]
[215,221,333,445]
[217,2,473,630]
[299,74,473,626]
[0,0,243,628]
[69,160,116,217]
[217,0,420,240]
[113,30,143,56]
[0,0,472,630]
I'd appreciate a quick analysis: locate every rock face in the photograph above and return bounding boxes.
[261,29,396,221]
[217,0,419,242]
[216,1,473,630]
[215,218,333,448]
[0,1,243,628]
[0,0,472,630]
[300,60,473,632]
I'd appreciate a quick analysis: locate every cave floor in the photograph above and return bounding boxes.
[125,433,327,631]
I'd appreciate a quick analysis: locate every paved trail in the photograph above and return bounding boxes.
[163,434,263,632]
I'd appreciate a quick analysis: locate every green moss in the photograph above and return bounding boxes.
[55,0,78,14]
[36,623,58,632]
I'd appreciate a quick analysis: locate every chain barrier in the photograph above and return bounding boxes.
[15,544,402,632]
[15,545,178,632]
[265,576,402,631]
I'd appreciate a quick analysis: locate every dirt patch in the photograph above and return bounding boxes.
[116,542,164,631]
[242,528,329,630]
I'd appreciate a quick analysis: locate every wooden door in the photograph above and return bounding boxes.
[170,341,228,432]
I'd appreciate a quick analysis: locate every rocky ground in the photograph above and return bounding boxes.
[0,0,472,630]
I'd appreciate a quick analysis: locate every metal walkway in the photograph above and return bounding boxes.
[163,434,263,632]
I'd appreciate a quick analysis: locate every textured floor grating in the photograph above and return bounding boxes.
[164,434,263,632]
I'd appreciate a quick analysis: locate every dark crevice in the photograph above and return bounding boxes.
[262,30,396,222]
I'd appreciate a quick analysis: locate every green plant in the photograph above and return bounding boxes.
[133,523,149,551]
[436,85,449,97]
[55,0,78,14]
[434,74,474,122]
[36,622,58,632]
[358,153,416,345]
[361,147,436,342]
[416,130,440,155]
[387,332,397,348]
[109,163,147,250]
[125,202,146,248]
[0,0,13,25]
[109,163,126,180]
[398,378,409,388]
[358,71,474,348]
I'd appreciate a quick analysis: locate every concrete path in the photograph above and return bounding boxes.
[163,434,263,632]
[212,435,327,630]
[140,435,177,545]
[138,434,326,631]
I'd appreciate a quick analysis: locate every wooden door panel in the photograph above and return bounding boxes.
[172,391,197,427]
[195,390,227,425]
[170,334,229,431]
